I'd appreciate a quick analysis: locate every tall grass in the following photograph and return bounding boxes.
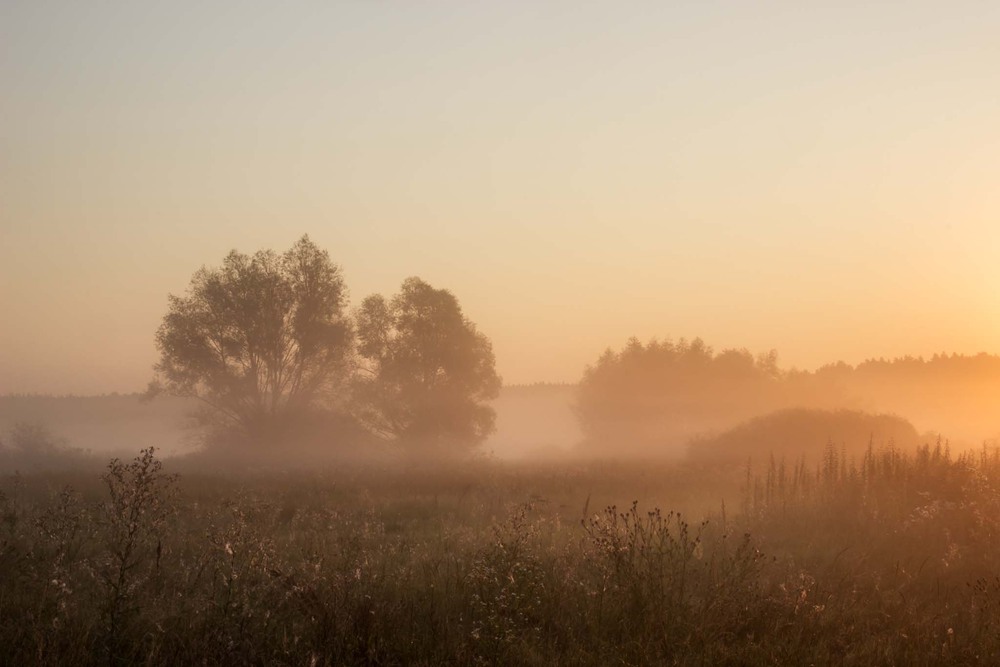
[3,443,1000,664]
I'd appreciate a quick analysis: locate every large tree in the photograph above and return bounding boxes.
[355,277,501,452]
[149,236,353,442]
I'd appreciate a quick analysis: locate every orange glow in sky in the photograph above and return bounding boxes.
[2,2,999,394]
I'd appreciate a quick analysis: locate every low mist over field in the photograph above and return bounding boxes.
[0,385,583,462]
[6,347,1000,469]
[4,2,1000,664]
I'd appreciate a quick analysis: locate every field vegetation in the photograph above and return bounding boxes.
[7,296,1000,664]
[4,440,1000,665]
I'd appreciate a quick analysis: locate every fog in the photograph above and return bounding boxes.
[0,385,581,466]
[576,340,1000,463]
[4,344,999,472]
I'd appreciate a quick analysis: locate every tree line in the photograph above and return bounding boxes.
[577,337,1000,455]
[147,236,500,457]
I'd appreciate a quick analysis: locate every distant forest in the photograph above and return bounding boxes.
[577,338,1000,456]
[4,342,1000,464]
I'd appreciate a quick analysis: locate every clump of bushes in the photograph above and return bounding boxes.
[0,422,97,472]
[689,408,922,465]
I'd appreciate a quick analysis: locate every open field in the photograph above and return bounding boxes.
[4,443,1000,665]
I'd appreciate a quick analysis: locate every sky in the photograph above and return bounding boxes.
[2,1,999,395]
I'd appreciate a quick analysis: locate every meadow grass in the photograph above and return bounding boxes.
[2,443,1000,665]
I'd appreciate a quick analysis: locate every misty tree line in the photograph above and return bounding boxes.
[578,337,1000,454]
[146,236,500,455]
[9,233,1000,461]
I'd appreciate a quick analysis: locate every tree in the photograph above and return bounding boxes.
[355,277,501,452]
[149,236,353,443]
[576,337,786,456]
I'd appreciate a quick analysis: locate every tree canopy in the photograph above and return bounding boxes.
[150,236,353,441]
[576,337,786,454]
[151,240,501,456]
[355,277,501,452]
[576,337,1000,457]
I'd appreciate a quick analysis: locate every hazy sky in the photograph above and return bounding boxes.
[2,2,999,394]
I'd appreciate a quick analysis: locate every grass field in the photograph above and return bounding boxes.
[3,442,1000,665]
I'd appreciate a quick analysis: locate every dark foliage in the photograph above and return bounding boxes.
[355,277,501,454]
[150,236,354,447]
[5,445,1000,665]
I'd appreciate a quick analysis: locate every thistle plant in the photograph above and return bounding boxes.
[97,447,176,664]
